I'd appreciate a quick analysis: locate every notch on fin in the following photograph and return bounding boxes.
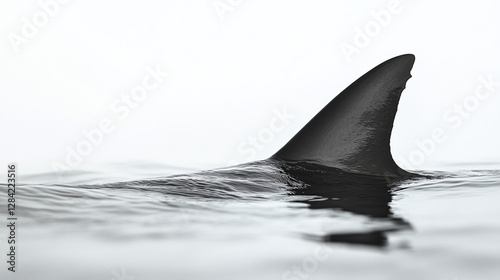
[272,54,415,177]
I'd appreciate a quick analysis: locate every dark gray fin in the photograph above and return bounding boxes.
[271,54,415,177]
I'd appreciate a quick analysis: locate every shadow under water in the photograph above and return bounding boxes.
[279,161,413,247]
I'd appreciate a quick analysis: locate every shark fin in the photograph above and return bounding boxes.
[272,54,415,177]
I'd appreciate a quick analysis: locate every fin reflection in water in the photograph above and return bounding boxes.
[279,161,412,247]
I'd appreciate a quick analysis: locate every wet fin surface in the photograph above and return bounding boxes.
[272,54,415,177]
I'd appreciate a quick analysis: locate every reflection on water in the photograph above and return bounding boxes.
[1,161,500,280]
[281,161,412,247]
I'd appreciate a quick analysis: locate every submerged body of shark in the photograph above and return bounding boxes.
[114,54,420,246]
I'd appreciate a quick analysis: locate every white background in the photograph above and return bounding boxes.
[1,0,500,177]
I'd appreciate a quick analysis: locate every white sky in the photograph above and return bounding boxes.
[1,0,500,176]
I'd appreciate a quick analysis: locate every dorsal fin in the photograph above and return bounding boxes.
[271,54,415,177]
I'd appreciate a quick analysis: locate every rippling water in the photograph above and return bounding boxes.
[1,161,500,280]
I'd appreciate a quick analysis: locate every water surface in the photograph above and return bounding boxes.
[1,161,499,280]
